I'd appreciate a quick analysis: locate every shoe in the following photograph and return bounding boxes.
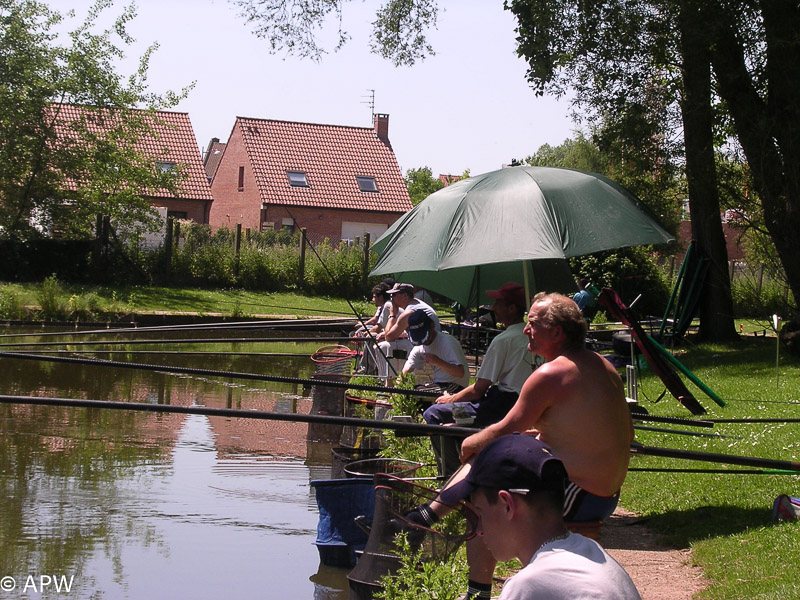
[388,506,429,548]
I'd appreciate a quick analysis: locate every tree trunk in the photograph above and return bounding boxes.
[710,0,800,309]
[679,0,737,341]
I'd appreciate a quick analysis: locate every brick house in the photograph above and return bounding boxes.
[52,104,213,224]
[208,114,412,243]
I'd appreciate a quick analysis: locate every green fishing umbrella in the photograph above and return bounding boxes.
[370,166,674,307]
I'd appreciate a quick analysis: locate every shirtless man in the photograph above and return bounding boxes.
[405,292,633,600]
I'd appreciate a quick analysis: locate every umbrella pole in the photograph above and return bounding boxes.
[522,261,532,308]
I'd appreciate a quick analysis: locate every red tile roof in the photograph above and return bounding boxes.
[50,104,212,201]
[203,138,226,181]
[236,117,412,213]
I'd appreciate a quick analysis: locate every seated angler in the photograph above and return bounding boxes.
[401,292,634,600]
[402,309,470,394]
[423,282,543,477]
[375,282,440,384]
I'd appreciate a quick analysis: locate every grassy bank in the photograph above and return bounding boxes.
[0,280,374,320]
[625,337,800,598]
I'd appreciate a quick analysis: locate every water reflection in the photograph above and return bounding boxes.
[0,326,353,599]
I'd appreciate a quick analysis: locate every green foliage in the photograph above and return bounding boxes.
[404,166,445,206]
[0,0,190,241]
[375,534,466,600]
[570,247,671,317]
[0,288,26,319]
[36,274,66,319]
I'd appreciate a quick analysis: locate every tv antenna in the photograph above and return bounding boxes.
[361,89,375,122]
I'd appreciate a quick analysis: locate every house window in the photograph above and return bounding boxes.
[282,217,295,232]
[167,211,187,220]
[356,176,378,192]
[238,166,245,191]
[156,161,177,173]
[287,171,309,187]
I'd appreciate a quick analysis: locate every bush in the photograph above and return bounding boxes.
[570,247,671,317]
[0,288,27,320]
[37,274,67,319]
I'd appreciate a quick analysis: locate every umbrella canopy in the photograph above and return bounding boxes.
[370,166,674,307]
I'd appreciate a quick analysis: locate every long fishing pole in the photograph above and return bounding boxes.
[0,394,475,437]
[0,336,360,348]
[0,317,358,340]
[632,414,714,428]
[20,349,321,358]
[629,467,798,475]
[630,441,800,473]
[0,351,439,397]
[708,417,800,424]
[632,424,735,439]
[1,393,794,469]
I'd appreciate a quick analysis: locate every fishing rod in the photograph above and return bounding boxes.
[632,414,714,428]
[18,349,320,358]
[0,394,476,437]
[632,424,736,439]
[630,441,800,473]
[629,467,798,475]
[0,336,360,348]
[708,417,800,424]
[0,351,440,397]
[0,317,359,340]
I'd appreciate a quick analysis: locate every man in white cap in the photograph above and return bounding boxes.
[374,282,440,384]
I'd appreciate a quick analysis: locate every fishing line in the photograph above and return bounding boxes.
[280,208,399,377]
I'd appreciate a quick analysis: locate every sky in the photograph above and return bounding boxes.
[51,0,577,178]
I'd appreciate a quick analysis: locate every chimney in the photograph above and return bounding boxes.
[373,113,389,141]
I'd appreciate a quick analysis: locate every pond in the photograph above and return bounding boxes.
[0,323,357,599]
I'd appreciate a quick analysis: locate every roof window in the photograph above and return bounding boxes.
[356,176,378,192]
[287,171,309,187]
[156,161,177,173]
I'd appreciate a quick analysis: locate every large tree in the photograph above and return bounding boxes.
[235,1,798,330]
[0,0,190,240]
[503,0,738,340]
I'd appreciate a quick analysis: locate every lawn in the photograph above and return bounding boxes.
[623,337,800,599]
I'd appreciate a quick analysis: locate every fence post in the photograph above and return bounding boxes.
[362,232,371,285]
[298,227,307,287]
[164,217,174,283]
[234,223,242,277]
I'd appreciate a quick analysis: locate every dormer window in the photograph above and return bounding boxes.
[287,171,309,187]
[356,176,378,192]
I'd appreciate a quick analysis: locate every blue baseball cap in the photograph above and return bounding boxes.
[439,434,567,504]
[407,310,432,345]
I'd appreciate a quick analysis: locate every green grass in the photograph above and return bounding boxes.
[0,281,376,319]
[624,337,800,598]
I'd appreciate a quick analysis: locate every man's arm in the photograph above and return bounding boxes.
[424,352,465,379]
[459,363,559,462]
[435,377,490,404]
[383,310,410,342]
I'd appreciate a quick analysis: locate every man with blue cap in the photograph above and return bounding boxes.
[440,434,641,600]
[401,309,469,393]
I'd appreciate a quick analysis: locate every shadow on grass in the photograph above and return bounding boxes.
[604,505,773,551]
